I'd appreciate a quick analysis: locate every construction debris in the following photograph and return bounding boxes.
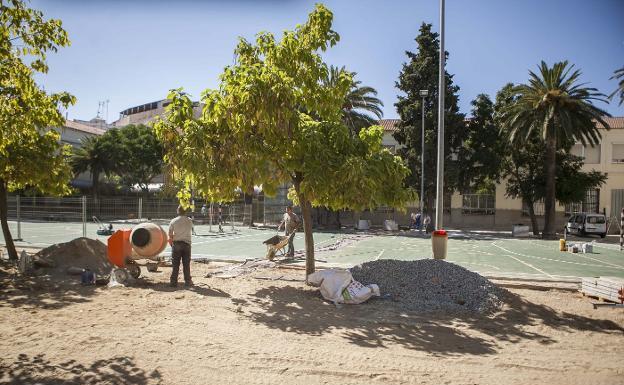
[581,276,624,304]
[350,259,507,313]
[206,259,279,279]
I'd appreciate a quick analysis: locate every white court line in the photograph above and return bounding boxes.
[491,242,554,278]
[572,253,624,269]
[375,249,385,260]
[491,240,624,270]
[513,238,624,269]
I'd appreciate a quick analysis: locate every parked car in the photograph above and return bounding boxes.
[565,213,607,238]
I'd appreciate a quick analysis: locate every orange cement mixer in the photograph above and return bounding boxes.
[107,222,169,279]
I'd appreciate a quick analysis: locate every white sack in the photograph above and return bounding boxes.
[308,269,380,305]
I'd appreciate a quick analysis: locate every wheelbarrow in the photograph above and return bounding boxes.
[263,233,295,260]
[94,216,114,236]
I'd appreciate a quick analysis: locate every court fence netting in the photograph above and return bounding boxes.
[5,195,421,240]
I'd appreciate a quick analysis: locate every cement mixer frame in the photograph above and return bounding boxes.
[107,222,169,280]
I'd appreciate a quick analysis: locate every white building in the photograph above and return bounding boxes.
[50,120,106,188]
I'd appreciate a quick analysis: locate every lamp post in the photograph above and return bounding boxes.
[435,0,445,230]
[419,89,428,232]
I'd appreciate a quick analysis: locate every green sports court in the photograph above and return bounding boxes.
[3,220,623,280]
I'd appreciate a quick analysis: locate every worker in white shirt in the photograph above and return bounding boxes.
[168,205,193,287]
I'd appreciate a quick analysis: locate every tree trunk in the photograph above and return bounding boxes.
[335,210,341,230]
[0,180,18,260]
[293,179,315,276]
[526,200,540,236]
[92,169,99,200]
[543,135,557,239]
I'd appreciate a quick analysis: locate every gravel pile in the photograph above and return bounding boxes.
[350,259,506,313]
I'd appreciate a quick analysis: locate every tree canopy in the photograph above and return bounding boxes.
[71,124,164,196]
[154,4,413,275]
[493,83,607,235]
[500,61,610,237]
[0,0,76,260]
[393,23,466,216]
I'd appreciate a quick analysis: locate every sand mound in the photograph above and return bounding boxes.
[351,259,506,313]
[34,237,112,276]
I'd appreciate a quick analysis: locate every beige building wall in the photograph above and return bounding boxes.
[379,118,624,231]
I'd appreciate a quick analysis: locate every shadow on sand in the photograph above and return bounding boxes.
[0,354,162,385]
[239,284,624,356]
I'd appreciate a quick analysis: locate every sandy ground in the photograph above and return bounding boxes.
[0,260,623,385]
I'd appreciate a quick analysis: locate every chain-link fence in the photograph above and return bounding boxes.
[6,194,428,237]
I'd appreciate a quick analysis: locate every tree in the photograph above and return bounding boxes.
[501,61,610,238]
[117,124,164,193]
[495,83,607,235]
[458,94,504,192]
[71,132,122,198]
[393,23,466,218]
[154,4,413,275]
[0,0,75,260]
[609,66,624,106]
[326,66,384,134]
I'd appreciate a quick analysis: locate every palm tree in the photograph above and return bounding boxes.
[502,61,610,238]
[327,66,384,134]
[609,66,624,106]
[71,136,118,198]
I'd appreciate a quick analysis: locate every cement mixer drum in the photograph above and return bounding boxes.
[130,222,168,258]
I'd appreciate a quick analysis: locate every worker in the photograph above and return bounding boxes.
[168,205,193,287]
[278,206,300,258]
[415,211,422,230]
[423,214,431,234]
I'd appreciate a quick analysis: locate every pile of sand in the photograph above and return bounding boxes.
[33,238,112,276]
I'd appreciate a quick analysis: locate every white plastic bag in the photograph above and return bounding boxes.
[308,269,380,305]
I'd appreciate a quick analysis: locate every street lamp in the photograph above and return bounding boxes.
[419,89,428,231]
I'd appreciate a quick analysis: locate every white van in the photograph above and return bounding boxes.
[565,213,607,238]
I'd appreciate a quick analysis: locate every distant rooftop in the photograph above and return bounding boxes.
[64,119,106,136]
[378,119,400,132]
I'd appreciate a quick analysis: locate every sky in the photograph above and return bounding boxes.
[32,0,624,123]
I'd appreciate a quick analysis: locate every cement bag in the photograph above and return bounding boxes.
[341,281,380,304]
[308,269,353,303]
[308,269,380,305]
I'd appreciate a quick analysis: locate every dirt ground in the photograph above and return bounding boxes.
[0,260,623,385]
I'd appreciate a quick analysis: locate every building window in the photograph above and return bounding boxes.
[571,143,600,164]
[584,145,601,164]
[570,143,583,157]
[462,194,495,215]
[565,189,600,215]
[612,144,624,163]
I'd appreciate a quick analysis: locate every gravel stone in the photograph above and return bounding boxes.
[350,259,506,313]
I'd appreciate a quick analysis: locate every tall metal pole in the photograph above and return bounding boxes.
[420,96,426,219]
[82,195,87,237]
[435,0,446,230]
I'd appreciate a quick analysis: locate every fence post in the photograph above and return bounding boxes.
[138,197,143,221]
[82,196,87,237]
[15,195,22,241]
[620,208,624,251]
